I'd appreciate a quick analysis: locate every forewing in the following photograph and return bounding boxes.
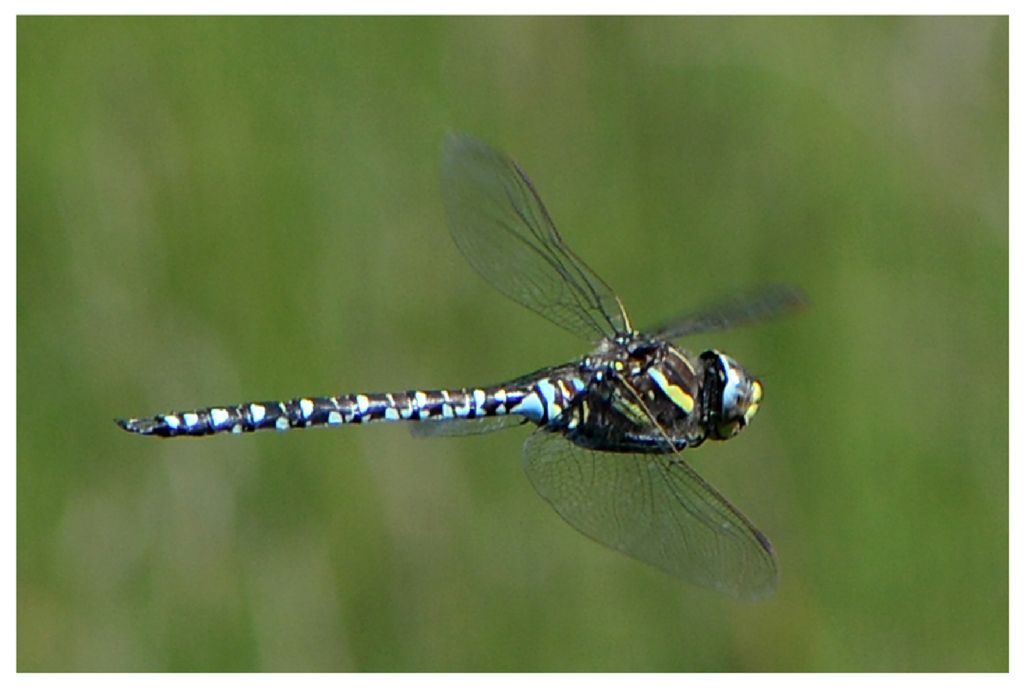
[648,284,806,341]
[523,428,778,599]
[442,133,628,341]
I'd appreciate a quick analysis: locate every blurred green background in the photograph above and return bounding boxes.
[18,16,1007,671]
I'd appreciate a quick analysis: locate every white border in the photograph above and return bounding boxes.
[10,4,1015,681]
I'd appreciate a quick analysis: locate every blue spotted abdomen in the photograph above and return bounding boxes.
[116,374,586,438]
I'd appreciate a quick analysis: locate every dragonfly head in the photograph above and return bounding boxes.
[701,351,763,440]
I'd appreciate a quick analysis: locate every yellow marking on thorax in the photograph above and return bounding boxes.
[647,366,695,414]
[612,395,649,426]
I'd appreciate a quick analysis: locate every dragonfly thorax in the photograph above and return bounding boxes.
[566,336,704,452]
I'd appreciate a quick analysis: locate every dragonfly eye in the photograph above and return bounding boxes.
[701,351,762,439]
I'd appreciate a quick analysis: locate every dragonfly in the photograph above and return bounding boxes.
[117,133,804,600]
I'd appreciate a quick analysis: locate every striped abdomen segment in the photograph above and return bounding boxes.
[115,375,585,438]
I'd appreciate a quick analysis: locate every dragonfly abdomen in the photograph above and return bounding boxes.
[115,375,585,438]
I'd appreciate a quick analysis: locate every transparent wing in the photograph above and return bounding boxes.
[647,284,806,341]
[523,429,778,600]
[442,133,629,341]
[410,414,527,438]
